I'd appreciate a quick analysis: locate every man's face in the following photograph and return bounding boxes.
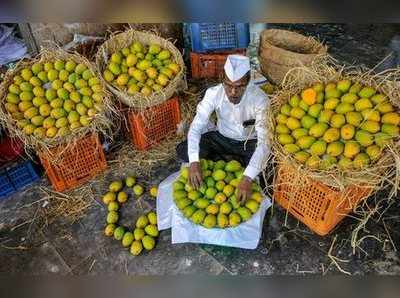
[222,73,250,104]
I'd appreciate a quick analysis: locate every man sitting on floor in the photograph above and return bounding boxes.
[177,54,270,203]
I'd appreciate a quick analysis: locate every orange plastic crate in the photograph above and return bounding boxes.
[274,164,373,236]
[190,49,246,79]
[127,96,181,150]
[38,134,107,192]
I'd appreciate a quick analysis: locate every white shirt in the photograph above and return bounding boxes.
[187,82,270,180]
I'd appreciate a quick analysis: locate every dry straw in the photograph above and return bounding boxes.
[266,56,400,197]
[95,29,186,109]
[0,48,117,156]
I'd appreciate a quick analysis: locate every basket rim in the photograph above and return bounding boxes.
[259,28,327,59]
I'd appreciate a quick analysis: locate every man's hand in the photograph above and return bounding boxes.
[237,176,252,204]
[189,162,203,190]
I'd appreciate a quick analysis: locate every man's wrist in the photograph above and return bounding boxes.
[242,175,252,182]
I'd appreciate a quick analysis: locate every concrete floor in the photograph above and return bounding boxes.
[1,24,400,275]
[1,156,399,275]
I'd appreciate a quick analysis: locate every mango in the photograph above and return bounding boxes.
[290,107,306,119]
[147,212,157,226]
[297,135,316,149]
[358,87,376,98]
[341,93,358,104]
[294,151,311,163]
[106,211,119,224]
[335,102,354,114]
[340,124,355,140]
[122,232,135,248]
[144,224,159,237]
[212,169,226,181]
[289,95,300,107]
[375,132,392,147]
[381,112,400,125]
[194,198,210,209]
[202,214,217,228]
[355,98,373,111]
[206,204,219,215]
[309,122,329,138]
[214,192,227,204]
[306,155,321,169]
[366,145,381,161]
[325,89,342,99]
[130,240,143,256]
[318,109,334,123]
[299,100,309,111]
[310,140,327,156]
[245,199,260,214]
[338,156,353,170]
[191,209,206,224]
[353,153,370,169]
[337,79,352,93]
[292,128,308,140]
[361,109,380,122]
[6,93,20,104]
[371,94,387,105]
[183,205,197,218]
[344,141,361,158]
[355,130,374,147]
[229,212,242,227]
[308,104,323,118]
[113,226,125,241]
[324,98,340,110]
[286,117,301,130]
[157,50,171,60]
[323,128,340,143]
[381,124,399,137]
[225,160,242,172]
[300,115,316,129]
[330,114,346,128]
[327,141,344,157]
[325,83,336,92]
[360,120,380,134]
[104,224,116,237]
[142,235,156,251]
[136,215,149,229]
[280,104,292,116]
[349,83,362,94]
[217,213,229,228]
[278,134,294,145]
[320,155,337,170]
[219,202,232,215]
[284,143,300,154]
[377,102,394,114]
[346,111,363,126]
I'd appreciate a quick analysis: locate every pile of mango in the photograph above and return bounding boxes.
[276,80,400,170]
[103,177,159,256]
[173,159,264,229]
[4,59,104,139]
[103,41,180,96]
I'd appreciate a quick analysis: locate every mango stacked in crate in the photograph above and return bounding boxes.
[103,41,181,96]
[173,159,264,228]
[5,60,104,138]
[275,80,400,170]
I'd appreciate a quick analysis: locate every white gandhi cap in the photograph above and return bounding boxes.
[224,54,250,82]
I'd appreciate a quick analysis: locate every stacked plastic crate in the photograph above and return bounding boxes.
[0,133,40,199]
[188,23,250,79]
